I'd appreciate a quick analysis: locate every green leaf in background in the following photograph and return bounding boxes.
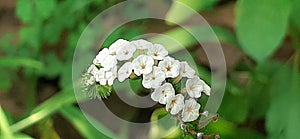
[0,106,14,139]
[166,0,219,25]
[35,0,57,20]
[16,0,33,23]
[0,57,43,70]
[290,0,300,30]
[266,65,300,139]
[20,26,41,49]
[59,105,115,139]
[236,0,291,62]
[150,26,238,53]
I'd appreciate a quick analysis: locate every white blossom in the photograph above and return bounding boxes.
[151,83,175,104]
[93,48,109,65]
[118,62,132,82]
[166,94,184,115]
[131,39,152,50]
[180,61,195,78]
[181,98,200,122]
[106,66,117,86]
[95,68,107,85]
[101,55,117,71]
[158,56,180,78]
[116,42,136,61]
[142,66,165,89]
[186,76,210,98]
[109,39,129,55]
[132,55,154,76]
[147,44,168,60]
[87,64,98,76]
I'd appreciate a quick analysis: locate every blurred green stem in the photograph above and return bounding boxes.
[26,76,38,112]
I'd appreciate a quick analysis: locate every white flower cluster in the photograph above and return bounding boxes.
[83,39,211,122]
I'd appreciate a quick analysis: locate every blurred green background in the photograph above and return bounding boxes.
[0,0,300,139]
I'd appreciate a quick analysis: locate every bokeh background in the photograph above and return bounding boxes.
[0,0,299,139]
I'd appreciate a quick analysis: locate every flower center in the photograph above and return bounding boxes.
[124,50,129,55]
[154,52,158,56]
[171,99,177,105]
[166,65,172,71]
[140,63,146,69]
[187,106,193,113]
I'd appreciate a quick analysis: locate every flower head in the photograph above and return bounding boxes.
[142,66,165,89]
[95,68,107,85]
[147,44,168,60]
[166,94,184,115]
[131,39,153,50]
[186,76,210,98]
[151,83,175,104]
[182,98,200,122]
[158,56,180,78]
[109,39,129,55]
[118,62,132,82]
[116,42,136,61]
[132,55,154,76]
[180,61,195,78]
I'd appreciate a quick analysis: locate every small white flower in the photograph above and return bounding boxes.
[116,42,136,61]
[180,61,195,78]
[186,76,211,98]
[118,62,132,82]
[181,98,200,122]
[132,55,154,76]
[93,48,109,65]
[106,66,117,86]
[86,76,96,86]
[87,64,98,76]
[151,83,175,104]
[166,94,184,115]
[131,39,152,50]
[142,66,165,89]
[109,39,129,55]
[147,44,168,60]
[158,56,180,78]
[95,68,106,85]
[101,55,117,71]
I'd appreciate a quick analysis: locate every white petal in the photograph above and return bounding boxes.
[158,56,180,78]
[116,42,136,61]
[87,64,98,76]
[166,94,184,115]
[95,68,107,85]
[132,55,154,76]
[131,39,153,50]
[181,98,200,122]
[180,61,195,78]
[186,76,204,98]
[118,62,132,82]
[109,39,129,55]
[147,44,168,60]
[151,83,175,104]
[101,55,117,71]
[142,66,165,89]
[106,66,117,86]
[93,48,109,65]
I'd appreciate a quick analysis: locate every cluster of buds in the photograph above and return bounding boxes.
[82,39,215,133]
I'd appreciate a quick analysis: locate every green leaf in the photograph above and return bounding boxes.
[290,0,300,29]
[16,0,33,23]
[19,26,41,49]
[150,26,238,53]
[236,0,291,62]
[35,0,56,20]
[59,105,116,139]
[9,84,78,132]
[0,57,43,70]
[266,65,300,139]
[0,106,14,139]
[166,0,219,24]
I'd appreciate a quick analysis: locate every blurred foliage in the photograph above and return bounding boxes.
[0,0,300,139]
